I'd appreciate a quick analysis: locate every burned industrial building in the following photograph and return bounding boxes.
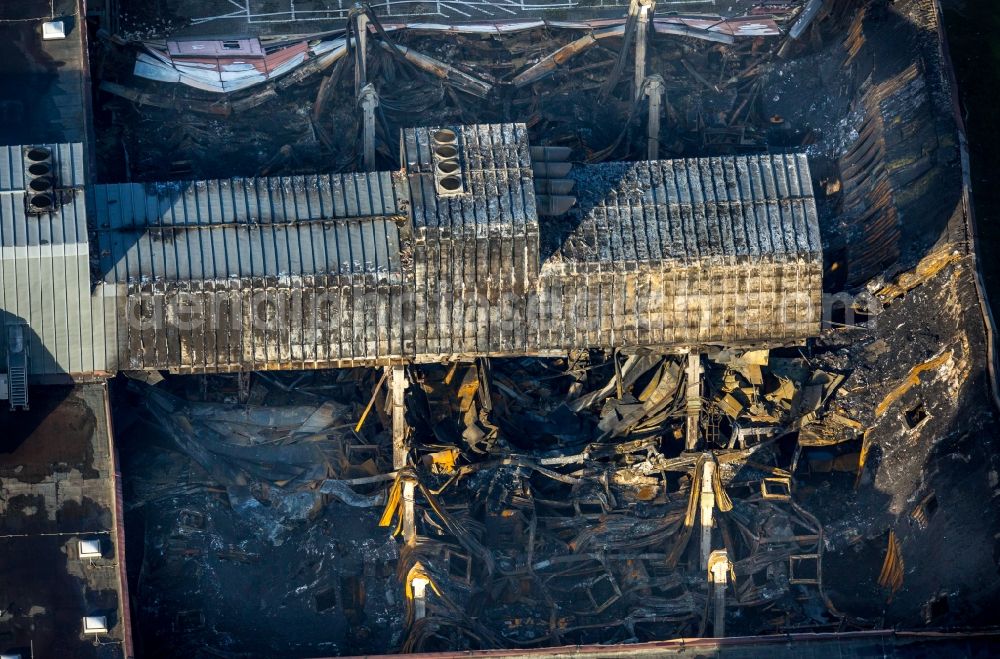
[2,0,1000,657]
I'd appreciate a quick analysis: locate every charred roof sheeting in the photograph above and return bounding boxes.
[1,129,821,374]
[538,154,822,348]
[115,270,408,372]
[93,172,406,281]
[403,123,536,233]
[557,154,820,263]
[403,123,539,357]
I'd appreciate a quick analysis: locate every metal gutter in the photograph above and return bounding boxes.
[104,382,135,657]
[336,629,1000,658]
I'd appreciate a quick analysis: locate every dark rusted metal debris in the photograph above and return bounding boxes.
[378,350,860,649]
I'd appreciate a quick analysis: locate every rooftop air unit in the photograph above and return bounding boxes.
[82,616,108,635]
[42,20,66,40]
[78,538,102,559]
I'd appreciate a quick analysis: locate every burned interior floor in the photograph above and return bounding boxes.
[18,0,1000,656]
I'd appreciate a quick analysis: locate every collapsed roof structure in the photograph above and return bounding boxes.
[2,0,1000,657]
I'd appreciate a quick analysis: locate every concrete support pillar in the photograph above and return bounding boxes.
[633,0,653,100]
[353,6,369,95]
[700,460,716,570]
[389,366,415,545]
[685,352,702,451]
[359,84,379,171]
[402,476,416,545]
[708,549,730,638]
[390,365,407,470]
[644,75,664,159]
[411,575,430,620]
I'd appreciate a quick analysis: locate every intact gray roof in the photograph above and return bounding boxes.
[0,143,86,193]
[93,172,407,282]
[553,154,820,264]
[1,143,87,248]
[0,143,115,376]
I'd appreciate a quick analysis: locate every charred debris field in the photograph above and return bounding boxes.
[76,0,1000,657]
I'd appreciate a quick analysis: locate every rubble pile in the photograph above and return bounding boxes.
[382,352,863,650]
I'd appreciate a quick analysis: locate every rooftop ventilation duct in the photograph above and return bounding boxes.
[530,146,577,216]
[432,128,464,197]
[24,146,55,215]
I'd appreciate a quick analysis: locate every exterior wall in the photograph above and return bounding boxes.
[114,272,407,372]
[412,223,539,358]
[537,258,823,350]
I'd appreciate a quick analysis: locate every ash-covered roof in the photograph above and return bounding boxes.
[553,154,820,265]
[0,384,129,657]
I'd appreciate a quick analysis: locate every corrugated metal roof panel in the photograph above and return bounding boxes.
[403,123,540,357]
[537,154,823,350]
[402,123,537,233]
[0,143,85,194]
[0,143,114,376]
[558,154,820,264]
[94,171,403,228]
[93,172,406,283]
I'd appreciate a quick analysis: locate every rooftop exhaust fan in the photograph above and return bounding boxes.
[24,146,55,215]
[432,128,464,197]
